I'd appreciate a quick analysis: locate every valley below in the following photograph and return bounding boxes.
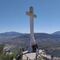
[0,31,60,56]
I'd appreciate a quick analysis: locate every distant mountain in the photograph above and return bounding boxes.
[2,33,60,48]
[0,32,23,43]
[0,32,22,38]
[52,31,60,35]
[0,31,60,49]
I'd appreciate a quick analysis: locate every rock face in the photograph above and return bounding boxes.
[23,49,51,60]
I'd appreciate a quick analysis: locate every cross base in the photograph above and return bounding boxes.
[32,44,38,52]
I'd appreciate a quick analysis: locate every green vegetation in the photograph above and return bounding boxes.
[0,44,15,60]
[0,51,16,60]
[0,54,14,60]
[0,44,23,60]
[0,44,4,55]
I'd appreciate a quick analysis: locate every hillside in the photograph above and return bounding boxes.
[0,31,60,49]
[0,32,23,43]
[52,31,60,35]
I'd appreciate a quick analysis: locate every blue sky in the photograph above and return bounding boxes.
[0,0,60,33]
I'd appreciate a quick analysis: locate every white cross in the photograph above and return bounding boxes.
[26,6,37,46]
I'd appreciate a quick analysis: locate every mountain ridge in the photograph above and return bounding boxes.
[0,31,60,49]
[52,31,60,35]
